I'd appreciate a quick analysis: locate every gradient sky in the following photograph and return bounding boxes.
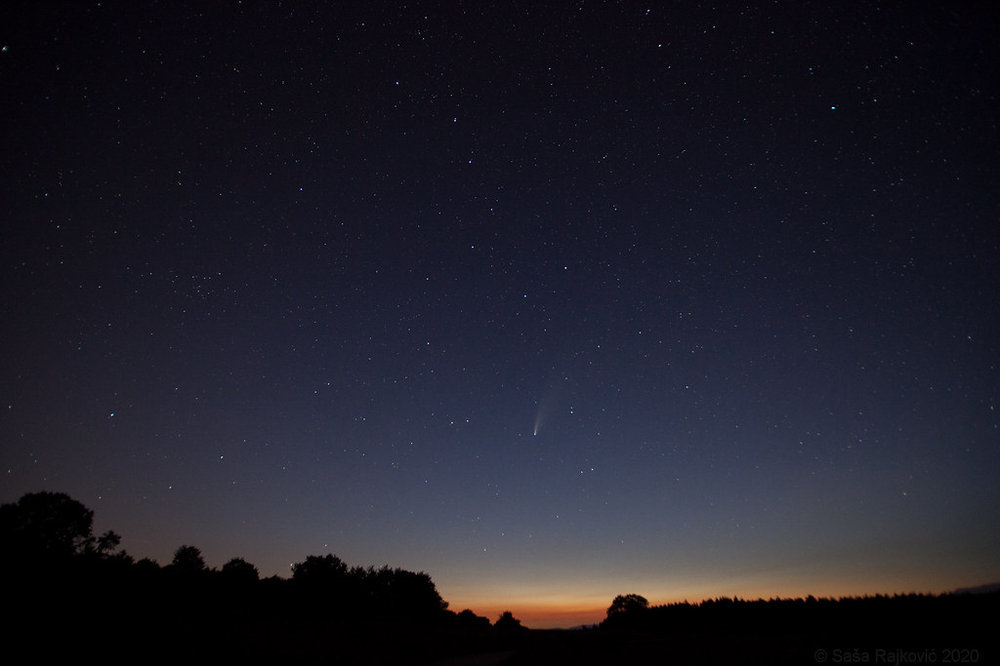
[2,2,998,628]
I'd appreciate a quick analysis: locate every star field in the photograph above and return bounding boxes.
[2,2,998,627]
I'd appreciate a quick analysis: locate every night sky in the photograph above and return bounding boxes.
[2,2,998,628]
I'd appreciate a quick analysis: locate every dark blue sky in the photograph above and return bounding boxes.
[2,2,997,627]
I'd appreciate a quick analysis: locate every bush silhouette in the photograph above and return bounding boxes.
[454,608,491,628]
[495,610,525,633]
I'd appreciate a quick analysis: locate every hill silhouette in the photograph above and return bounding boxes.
[2,491,996,665]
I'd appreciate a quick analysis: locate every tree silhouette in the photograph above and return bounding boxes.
[291,553,348,582]
[289,555,448,621]
[396,568,448,616]
[221,557,259,582]
[171,545,207,573]
[0,491,96,563]
[90,529,122,556]
[607,593,649,619]
[133,557,161,576]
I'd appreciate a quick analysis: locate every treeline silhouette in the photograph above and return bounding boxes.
[600,591,996,640]
[502,592,998,665]
[1,491,510,664]
[3,491,996,665]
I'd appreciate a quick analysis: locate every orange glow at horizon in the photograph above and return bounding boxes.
[469,603,607,629]
[451,576,971,629]
[435,537,994,629]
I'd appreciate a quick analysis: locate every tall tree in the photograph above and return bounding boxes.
[0,491,95,561]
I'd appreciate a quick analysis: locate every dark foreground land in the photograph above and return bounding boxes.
[496,596,998,665]
[477,592,999,666]
[3,493,996,665]
[10,574,998,666]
